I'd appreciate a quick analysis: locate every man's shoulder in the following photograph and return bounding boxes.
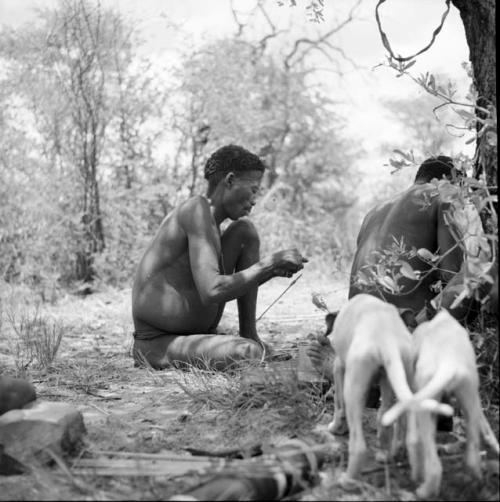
[177,195,213,230]
[364,199,393,222]
[178,195,210,215]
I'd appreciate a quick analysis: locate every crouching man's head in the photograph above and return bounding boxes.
[414,155,461,184]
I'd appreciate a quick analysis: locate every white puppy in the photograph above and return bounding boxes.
[327,294,450,480]
[382,310,500,498]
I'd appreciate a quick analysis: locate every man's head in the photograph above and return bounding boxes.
[205,145,266,220]
[204,145,266,196]
[414,155,455,183]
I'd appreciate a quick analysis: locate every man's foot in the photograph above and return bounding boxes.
[305,334,335,382]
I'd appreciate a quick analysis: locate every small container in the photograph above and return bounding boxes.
[297,339,323,383]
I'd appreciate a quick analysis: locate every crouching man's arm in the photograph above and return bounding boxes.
[416,199,495,324]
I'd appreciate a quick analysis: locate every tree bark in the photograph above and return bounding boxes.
[452,0,496,185]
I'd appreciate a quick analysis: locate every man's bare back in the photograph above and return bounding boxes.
[349,182,463,318]
[133,196,225,336]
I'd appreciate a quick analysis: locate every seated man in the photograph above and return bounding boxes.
[308,156,495,380]
[132,144,307,371]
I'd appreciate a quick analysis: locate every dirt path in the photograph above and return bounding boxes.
[0,275,498,501]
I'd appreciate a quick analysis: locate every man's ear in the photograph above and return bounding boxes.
[224,172,235,187]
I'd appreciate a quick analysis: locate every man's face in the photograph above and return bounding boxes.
[224,170,263,220]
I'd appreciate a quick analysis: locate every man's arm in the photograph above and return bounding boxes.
[356,207,378,247]
[417,199,493,323]
[180,196,306,305]
[414,200,463,324]
[435,200,464,282]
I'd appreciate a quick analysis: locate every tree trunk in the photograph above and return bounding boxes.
[452,0,496,185]
[75,126,105,283]
[188,141,199,197]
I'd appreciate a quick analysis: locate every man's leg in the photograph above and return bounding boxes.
[133,334,262,371]
[221,218,260,342]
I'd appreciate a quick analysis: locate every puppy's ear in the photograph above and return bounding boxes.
[324,311,338,336]
[398,308,417,329]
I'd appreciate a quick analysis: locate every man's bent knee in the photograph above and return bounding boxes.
[224,218,260,247]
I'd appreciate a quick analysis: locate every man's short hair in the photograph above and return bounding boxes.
[414,155,455,183]
[204,145,266,194]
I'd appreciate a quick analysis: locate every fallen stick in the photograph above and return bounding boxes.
[167,439,329,501]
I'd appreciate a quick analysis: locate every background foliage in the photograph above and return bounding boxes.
[0,0,367,289]
[0,0,495,296]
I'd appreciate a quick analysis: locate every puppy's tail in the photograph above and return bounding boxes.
[381,365,455,427]
[382,345,414,406]
[480,411,500,455]
[382,346,447,425]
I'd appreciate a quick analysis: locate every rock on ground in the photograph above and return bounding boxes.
[0,376,37,415]
[0,400,86,474]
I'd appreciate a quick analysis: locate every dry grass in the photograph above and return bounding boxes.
[6,305,64,373]
[172,357,330,441]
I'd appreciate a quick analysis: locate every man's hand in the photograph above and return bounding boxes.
[271,248,308,278]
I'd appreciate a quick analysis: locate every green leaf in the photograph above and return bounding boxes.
[486,131,497,147]
[455,108,476,121]
[417,248,437,262]
[393,149,409,159]
[404,60,416,70]
[399,261,418,280]
[378,276,396,292]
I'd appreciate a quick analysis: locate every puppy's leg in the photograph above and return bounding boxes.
[343,356,377,479]
[329,356,348,435]
[406,409,423,483]
[455,380,483,480]
[376,373,397,461]
[416,410,442,499]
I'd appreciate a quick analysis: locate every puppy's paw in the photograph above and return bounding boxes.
[337,472,362,492]
[328,417,348,436]
[416,484,436,500]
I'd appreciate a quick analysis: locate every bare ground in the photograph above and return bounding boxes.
[0,273,498,501]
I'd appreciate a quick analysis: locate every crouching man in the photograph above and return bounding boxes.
[307,156,495,430]
[132,144,307,371]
